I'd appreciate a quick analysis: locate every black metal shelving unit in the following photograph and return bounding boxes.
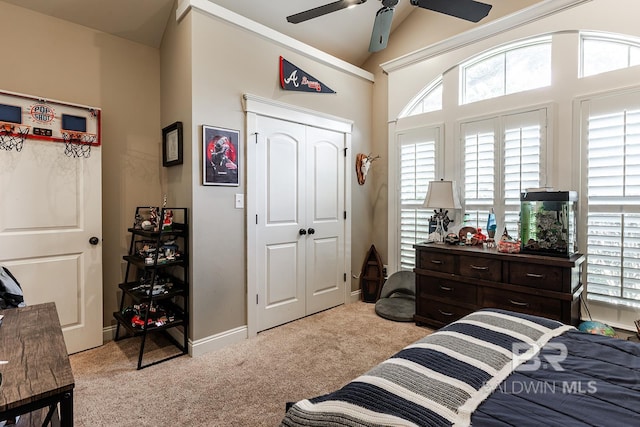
[114,207,189,369]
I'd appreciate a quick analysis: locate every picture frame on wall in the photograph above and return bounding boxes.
[162,121,183,167]
[202,125,240,186]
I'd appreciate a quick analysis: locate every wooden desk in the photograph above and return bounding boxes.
[0,302,74,426]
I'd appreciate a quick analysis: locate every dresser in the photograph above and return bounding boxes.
[414,243,584,328]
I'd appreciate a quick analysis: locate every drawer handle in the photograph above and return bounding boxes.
[525,273,544,279]
[439,285,453,292]
[470,265,489,271]
[431,260,443,265]
[438,309,454,316]
[509,299,530,307]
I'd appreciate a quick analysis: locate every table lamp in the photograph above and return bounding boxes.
[423,179,461,243]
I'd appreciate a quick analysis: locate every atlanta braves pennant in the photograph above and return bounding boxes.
[279,56,336,94]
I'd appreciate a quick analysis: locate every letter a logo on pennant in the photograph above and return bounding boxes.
[279,57,336,94]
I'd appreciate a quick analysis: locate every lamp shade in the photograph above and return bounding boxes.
[423,180,462,209]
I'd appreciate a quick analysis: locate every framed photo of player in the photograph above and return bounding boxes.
[202,125,240,186]
[162,121,183,167]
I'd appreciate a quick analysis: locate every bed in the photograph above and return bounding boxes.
[280,308,640,426]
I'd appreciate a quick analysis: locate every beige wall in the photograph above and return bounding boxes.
[0,2,163,328]
[361,0,541,265]
[181,9,374,340]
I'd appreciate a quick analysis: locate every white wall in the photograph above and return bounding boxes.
[383,0,640,328]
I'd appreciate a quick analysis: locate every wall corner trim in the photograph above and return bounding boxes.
[380,0,592,74]
[177,0,374,82]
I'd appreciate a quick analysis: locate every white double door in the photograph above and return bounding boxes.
[255,115,347,332]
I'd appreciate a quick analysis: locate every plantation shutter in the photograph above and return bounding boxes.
[461,110,546,232]
[398,127,438,269]
[503,110,546,233]
[462,119,496,227]
[585,92,640,308]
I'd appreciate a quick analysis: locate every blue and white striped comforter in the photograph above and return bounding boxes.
[280,309,574,427]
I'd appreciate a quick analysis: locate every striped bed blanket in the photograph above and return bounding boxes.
[280,309,574,427]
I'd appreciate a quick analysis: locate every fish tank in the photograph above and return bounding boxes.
[520,191,578,257]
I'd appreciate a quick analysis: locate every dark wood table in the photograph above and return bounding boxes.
[0,302,74,426]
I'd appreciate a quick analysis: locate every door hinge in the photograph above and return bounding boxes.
[344,211,347,220]
[344,273,347,282]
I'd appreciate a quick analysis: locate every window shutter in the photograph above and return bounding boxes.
[398,129,437,269]
[586,100,640,308]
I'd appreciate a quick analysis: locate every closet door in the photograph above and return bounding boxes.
[255,116,307,331]
[255,116,346,331]
[305,126,345,315]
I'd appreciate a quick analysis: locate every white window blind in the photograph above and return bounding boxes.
[398,128,438,269]
[585,94,640,308]
[461,110,545,233]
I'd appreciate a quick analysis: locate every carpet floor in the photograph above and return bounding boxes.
[70,301,431,426]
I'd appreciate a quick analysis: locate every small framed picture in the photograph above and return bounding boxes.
[162,121,183,167]
[202,125,240,186]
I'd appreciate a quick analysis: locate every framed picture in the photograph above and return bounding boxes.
[202,125,240,186]
[162,121,183,167]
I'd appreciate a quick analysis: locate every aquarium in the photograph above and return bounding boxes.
[520,191,578,257]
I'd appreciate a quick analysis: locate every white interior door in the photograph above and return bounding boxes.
[255,116,307,331]
[0,140,102,354]
[255,116,346,331]
[305,126,345,315]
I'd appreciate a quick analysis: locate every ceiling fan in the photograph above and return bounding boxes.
[286,0,493,53]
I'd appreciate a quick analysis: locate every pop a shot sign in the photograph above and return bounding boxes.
[279,56,335,94]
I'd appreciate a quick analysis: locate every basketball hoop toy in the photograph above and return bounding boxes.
[0,121,30,152]
[61,130,97,158]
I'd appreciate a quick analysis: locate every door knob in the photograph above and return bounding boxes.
[299,228,307,235]
[89,236,100,245]
[307,228,315,235]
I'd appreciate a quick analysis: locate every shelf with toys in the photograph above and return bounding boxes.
[113,206,189,370]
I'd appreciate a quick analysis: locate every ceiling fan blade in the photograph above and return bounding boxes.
[410,0,492,23]
[369,7,395,53]
[287,0,367,24]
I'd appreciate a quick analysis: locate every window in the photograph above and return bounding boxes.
[461,37,551,104]
[461,110,547,234]
[398,127,438,269]
[399,78,443,118]
[581,32,640,77]
[584,92,640,308]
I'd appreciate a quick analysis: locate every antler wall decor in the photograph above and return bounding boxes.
[356,153,381,185]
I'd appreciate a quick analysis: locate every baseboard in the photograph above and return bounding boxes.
[350,289,361,303]
[190,325,248,357]
[102,324,248,357]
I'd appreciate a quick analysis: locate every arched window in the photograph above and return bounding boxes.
[461,36,551,104]
[398,77,442,118]
[581,32,640,77]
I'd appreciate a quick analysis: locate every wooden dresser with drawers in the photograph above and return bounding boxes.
[413,242,584,328]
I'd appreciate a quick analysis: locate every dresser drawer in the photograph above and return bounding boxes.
[509,262,564,291]
[459,255,502,281]
[417,276,477,305]
[481,287,561,319]
[417,250,455,274]
[417,300,475,325]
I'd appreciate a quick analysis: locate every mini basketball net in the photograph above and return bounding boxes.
[0,121,30,151]
[61,129,97,158]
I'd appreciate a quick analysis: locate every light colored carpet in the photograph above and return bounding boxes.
[70,301,431,426]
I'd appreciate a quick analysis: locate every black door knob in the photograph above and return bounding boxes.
[89,236,100,245]
[307,228,315,235]
[299,228,307,235]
